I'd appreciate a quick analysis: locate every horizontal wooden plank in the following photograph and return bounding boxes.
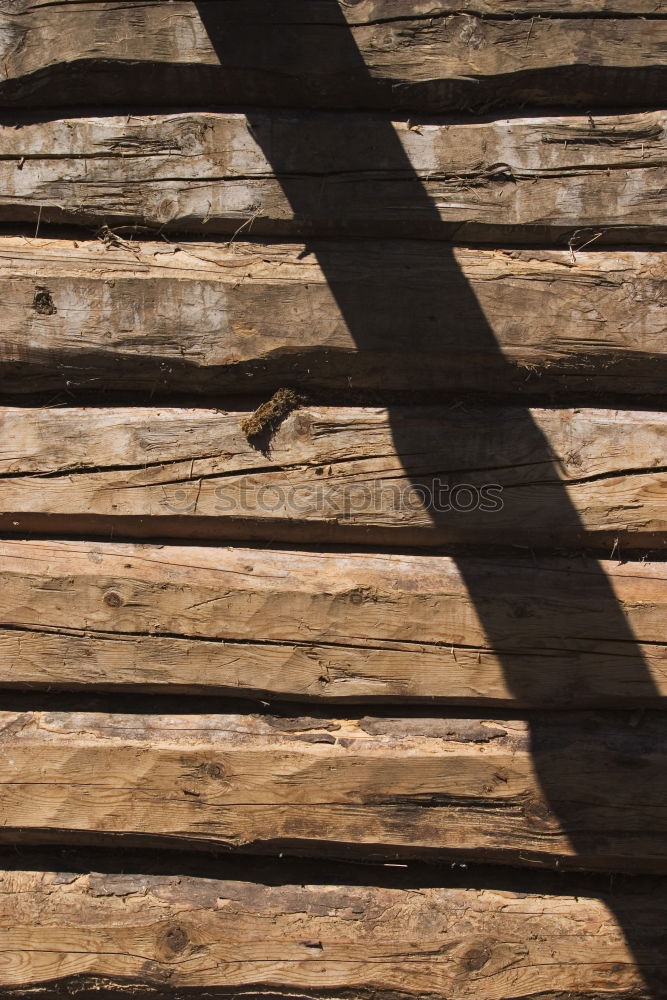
[2,238,666,397]
[342,0,667,12]
[0,111,664,241]
[0,2,664,112]
[1,539,665,707]
[8,0,666,17]
[0,869,663,999]
[2,709,667,871]
[3,538,666,705]
[1,405,665,548]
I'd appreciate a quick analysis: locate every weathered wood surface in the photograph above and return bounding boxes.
[2,238,666,397]
[333,0,667,10]
[1,405,665,548]
[0,112,664,241]
[2,539,665,706]
[0,2,664,112]
[0,869,663,1000]
[1,709,667,871]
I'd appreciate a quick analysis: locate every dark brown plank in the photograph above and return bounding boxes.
[0,2,664,111]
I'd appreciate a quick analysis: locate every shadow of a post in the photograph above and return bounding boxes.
[194,3,665,992]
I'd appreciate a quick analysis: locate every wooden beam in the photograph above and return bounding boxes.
[342,0,667,11]
[1,405,665,548]
[0,539,665,707]
[0,112,663,241]
[0,868,661,998]
[2,238,666,397]
[0,2,663,112]
[1,709,667,871]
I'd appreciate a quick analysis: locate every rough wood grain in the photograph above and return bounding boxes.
[0,709,667,872]
[1,538,665,706]
[0,868,662,999]
[0,111,663,241]
[338,0,667,11]
[1,405,665,548]
[2,238,665,397]
[340,0,667,11]
[0,2,664,112]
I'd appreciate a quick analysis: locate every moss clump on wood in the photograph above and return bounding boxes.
[241,388,307,443]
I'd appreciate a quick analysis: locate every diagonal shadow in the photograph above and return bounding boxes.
[194,3,664,993]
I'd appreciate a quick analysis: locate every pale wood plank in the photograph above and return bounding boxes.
[0,538,664,705]
[2,238,665,396]
[0,112,662,240]
[1,405,665,547]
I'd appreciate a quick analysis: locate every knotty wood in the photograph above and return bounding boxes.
[0,868,662,999]
[1,709,667,871]
[0,2,663,111]
[1,405,665,548]
[0,112,663,241]
[1,538,665,707]
[2,238,666,397]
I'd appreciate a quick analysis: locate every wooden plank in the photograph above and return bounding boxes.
[0,112,663,241]
[1,539,665,706]
[1,709,667,871]
[1,405,665,548]
[343,0,667,11]
[0,869,662,999]
[2,238,666,397]
[341,0,667,11]
[8,0,666,16]
[0,2,663,112]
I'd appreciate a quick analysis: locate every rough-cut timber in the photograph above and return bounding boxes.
[1,238,665,397]
[0,2,664,112]
[1,539,665,707]
[2,709,667,872]
[0,111,663,241]
[0,869,664,999]
[338,0,667,9]
[1,405,665,548]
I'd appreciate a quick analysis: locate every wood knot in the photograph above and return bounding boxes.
[462,944,491,972]
[103,590,124,608]
[161,924,189,955]
[523,797,556,830]
[348,587,376,606]
[181,758,227,781]
[33,285,56,316]
[292,411,312,439]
